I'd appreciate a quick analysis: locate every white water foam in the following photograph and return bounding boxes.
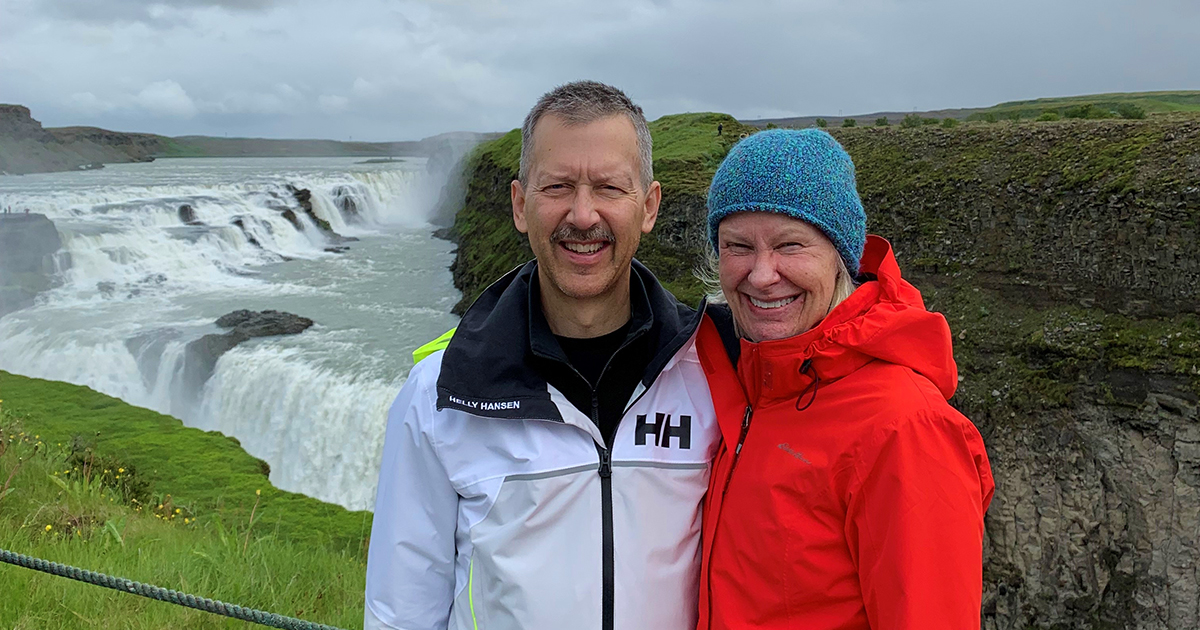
[198,343,399,510]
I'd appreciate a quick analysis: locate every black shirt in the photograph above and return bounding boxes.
[555,322,633,389]
[528,275,655,447]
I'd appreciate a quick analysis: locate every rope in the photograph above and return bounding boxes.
[0,547,346,630]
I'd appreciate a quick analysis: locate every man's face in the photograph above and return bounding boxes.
[512,114,660,302]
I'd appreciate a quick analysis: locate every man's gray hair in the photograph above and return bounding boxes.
[519,80,654,189]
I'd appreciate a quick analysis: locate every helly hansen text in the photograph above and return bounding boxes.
[635,413,692,449]
[448,396,521,411]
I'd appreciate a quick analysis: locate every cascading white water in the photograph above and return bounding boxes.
[0,157,461,510]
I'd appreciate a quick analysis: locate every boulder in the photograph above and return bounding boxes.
[214,309,313,336]
[178,204,203,225]
[280,209,302,231]
[181,309,314,394]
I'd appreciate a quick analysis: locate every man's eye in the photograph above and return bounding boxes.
[544,183,568,191]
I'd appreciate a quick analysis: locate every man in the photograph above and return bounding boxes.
[365,81,719,630]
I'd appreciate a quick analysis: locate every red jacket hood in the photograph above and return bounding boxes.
[737,235,958,406]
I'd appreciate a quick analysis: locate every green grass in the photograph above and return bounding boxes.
[0,395,366,629]
[0,371,371,554]
[968,90,1200,121]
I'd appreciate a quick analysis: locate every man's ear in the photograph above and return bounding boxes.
[512,180,529,234]
[641,180,662,234]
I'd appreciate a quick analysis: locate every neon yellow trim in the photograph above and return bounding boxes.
[468,556,479,630]
[412,327,457,364]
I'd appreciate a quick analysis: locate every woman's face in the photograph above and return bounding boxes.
[718,212,841,342]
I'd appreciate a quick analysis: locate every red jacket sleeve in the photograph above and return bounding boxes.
[844,408,994,630]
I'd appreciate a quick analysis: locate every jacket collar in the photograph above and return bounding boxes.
[436,258,702,421]
[526,263,656,365]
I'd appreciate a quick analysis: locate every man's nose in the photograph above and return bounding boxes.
[747,250,781,288]
[566,186,601,230]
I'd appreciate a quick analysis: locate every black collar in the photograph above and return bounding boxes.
[436,259,703,421]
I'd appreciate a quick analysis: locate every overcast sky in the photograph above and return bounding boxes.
[1,0,1196,141]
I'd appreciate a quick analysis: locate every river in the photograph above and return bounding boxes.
[0,157,462,511]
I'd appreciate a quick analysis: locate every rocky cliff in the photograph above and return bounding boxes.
[0,212,65,316]
[0,103,495,175]
[445,113,1200,629]
[0,104,155,174]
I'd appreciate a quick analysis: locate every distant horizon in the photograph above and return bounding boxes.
[8,87,1197,145]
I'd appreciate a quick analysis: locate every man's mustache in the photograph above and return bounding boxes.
[550,225,615,244]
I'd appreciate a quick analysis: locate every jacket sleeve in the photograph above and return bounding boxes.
[365,365,460,630]
[844,408,994,630]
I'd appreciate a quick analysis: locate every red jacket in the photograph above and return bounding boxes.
[697,235,995,630]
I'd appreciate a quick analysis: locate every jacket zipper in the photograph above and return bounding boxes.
[706,404,754,630]
[593,391,615,630]
[563,325,656,630]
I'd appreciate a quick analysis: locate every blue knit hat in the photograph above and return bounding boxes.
[707,129,867,274]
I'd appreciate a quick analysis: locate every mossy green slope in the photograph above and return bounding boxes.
[974,90,1200,120]
[0,370,371,554]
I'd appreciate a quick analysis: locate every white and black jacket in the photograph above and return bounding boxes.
[365,260,719,630]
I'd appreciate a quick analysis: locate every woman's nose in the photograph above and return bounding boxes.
[747,250,780,288]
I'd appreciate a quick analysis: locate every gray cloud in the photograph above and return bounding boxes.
[2,0,1196,141]
[40,0,278,25]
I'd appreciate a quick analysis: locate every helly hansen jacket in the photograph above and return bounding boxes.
[366,260,719,630]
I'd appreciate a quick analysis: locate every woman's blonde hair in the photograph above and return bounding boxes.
[697,248,858,338]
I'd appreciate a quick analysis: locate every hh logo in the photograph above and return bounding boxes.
[635,413,691,449]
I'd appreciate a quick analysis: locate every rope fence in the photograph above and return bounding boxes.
[0,547,347,630]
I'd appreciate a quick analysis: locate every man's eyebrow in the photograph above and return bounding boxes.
[591,172,636,187]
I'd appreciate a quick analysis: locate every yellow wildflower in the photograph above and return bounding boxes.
[118,468,124,473]
[255,489,261,496]
[175,508,181,514]
[44,525,52,532]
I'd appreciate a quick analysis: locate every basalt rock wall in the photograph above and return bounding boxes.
[446,113,1200,629]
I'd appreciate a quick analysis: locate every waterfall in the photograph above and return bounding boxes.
[0,158,461,510]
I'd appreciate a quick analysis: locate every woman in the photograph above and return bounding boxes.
[696,129,995,630]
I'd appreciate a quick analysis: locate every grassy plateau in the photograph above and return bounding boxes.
[0,371,368,629]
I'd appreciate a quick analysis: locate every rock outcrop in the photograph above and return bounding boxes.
[332,185,360,222]
[0,104,158,175]
[446,113,1200,629]
[0,212,65,316]
[181,310,314,393]
[178,204,202,225]
[286,185,357,244]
